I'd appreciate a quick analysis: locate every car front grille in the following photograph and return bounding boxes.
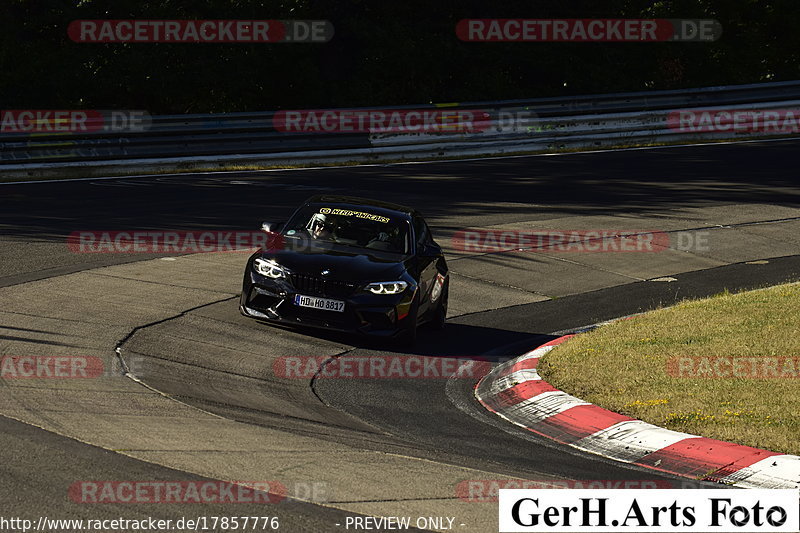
[289,273,357,298]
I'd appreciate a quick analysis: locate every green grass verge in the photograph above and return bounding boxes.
[538,282,800,455]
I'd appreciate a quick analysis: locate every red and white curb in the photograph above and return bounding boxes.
[475,335,800,489]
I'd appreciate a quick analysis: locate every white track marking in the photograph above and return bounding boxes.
[717,455,800,489]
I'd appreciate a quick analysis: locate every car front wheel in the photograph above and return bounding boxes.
[430,280,448,331]
[398,291,420,347]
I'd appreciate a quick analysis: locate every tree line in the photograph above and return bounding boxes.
[1,0,797,113]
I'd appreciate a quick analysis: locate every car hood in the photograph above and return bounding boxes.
[261,245,407,282]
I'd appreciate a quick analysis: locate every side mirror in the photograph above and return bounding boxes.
[420,243,441,257]
[261,221,284,233]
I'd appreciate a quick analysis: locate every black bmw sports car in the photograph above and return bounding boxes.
[240,195,449,344]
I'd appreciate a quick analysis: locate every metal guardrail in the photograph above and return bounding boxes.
[1,80,799,168]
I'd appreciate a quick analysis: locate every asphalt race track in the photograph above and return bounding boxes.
[2,139,800,532]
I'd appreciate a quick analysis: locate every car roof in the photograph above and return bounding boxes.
[303,195,419,219]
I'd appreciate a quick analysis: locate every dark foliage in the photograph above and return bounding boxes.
[1,0,797,112]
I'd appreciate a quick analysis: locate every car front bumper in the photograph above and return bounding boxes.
[240,272,416,337]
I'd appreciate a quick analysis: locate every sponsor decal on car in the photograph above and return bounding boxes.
[318,207,391,223]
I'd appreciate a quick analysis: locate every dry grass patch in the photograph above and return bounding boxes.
[538,283,800,455]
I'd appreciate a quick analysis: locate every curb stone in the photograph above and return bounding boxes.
[475,335,800,489]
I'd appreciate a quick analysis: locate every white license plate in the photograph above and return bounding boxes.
[294,294,345,312]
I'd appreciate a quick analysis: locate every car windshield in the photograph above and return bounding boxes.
[283,205,410,255]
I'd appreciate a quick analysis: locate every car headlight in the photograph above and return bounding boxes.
[253,258,287,279]
[365,281,408,295]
